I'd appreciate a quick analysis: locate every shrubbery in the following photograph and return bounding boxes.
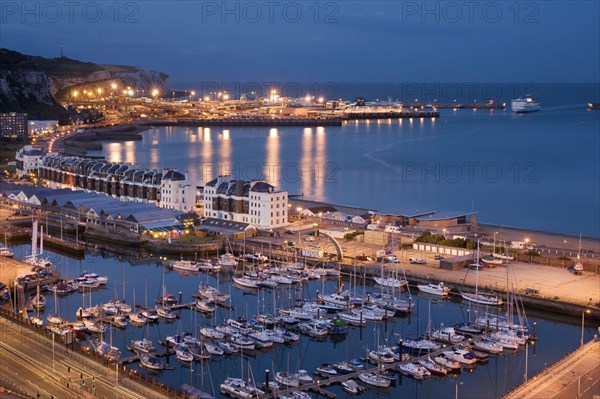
[415,231,476,249]
[344,231,364,241]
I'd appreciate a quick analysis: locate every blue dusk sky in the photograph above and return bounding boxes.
[1,1,599,85]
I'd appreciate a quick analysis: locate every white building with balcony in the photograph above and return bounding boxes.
[203,176,288,230]
[15,146,45,177]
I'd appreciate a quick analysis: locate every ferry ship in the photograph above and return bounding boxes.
[511,97,540,113]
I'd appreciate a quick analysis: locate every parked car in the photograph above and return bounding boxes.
[304,236,315,242]
[434,255,444,260]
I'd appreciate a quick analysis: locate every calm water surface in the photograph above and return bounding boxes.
[103,107,600,237]
[10,245,598,399]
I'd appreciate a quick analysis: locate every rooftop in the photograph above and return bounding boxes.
[200,218,252,234]
[415,211,476,221]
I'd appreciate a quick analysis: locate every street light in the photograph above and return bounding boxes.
[581,309,591,346]
[454,381,463,399]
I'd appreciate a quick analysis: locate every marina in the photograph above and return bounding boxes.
[1,2,599,398]
[1,240,599,398]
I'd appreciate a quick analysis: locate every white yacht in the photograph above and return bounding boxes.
[232,276,259,289]
[373,276,407,288]
[140,355,164,371]
[398,363,431,380]
[358,372,391,388]
[172,260,200,272]
[461,291,504,306]
[417,282,450,296]
[218,253,238,267]
[0,246,14,258]
[511,97,540,113]
[220,378,264,399]
[430,325,465,344]
[131,338,156,353]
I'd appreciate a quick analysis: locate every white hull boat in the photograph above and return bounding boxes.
[417,282,450,296]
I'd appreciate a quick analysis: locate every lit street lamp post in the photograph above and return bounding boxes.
[581,309,591,346]
[454,381,463,399]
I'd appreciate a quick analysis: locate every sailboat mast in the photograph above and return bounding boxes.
[475,240,480,295]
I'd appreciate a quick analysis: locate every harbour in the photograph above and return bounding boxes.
[1,237,599,398]
[1,1,599,397]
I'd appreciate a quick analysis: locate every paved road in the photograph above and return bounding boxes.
[503,340,600,399]
[0,317,168,399]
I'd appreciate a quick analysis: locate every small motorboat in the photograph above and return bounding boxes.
[473,339,503,355]
[141,308,159,321]
[131,338,156,354]
[47,314,63,325]
[398,363,430,380]
[220,378,264,398]
[342,379,364,394]
[188,343,211,361]
[433,355,461,371]
[200,327,225,340]
[204,342,224,356]
[275,372,300,387]
[217,341,239,355]
[442,350,477,365]
[140,355,164,371]
[128,312,147,325]
[418,357,448,375]
[30,294,46,309]
[315,363,338,376]
[195,299,216,313]
[417,282,450,296]
[349,359,364,370]
[156,306,177,320]
[175,346,194,363]
[70,322,87,334]
[358,372,390,388]
[333,361,354,374]
[113,315,128,328]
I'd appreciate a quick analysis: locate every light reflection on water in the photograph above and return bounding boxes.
[101,109,599,236]
[8,244,597,399]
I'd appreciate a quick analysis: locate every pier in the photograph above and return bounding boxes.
[503,339,600,399]
[343,110,439,119]
[153,117,343,127]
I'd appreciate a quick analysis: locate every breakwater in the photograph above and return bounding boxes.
[150,118,343,127]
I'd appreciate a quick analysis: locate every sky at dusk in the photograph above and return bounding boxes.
[1,1,599,86]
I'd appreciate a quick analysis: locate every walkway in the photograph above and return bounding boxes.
[503,339,600,399]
